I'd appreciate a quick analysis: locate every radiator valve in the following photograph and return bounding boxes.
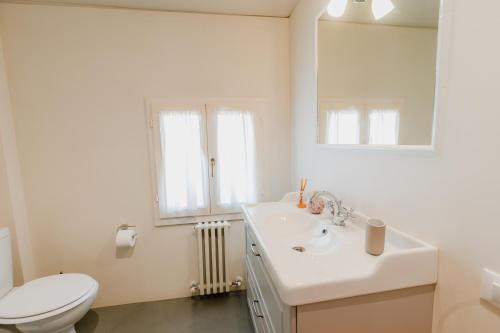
[231,276,243,288]
[190,281,200,295]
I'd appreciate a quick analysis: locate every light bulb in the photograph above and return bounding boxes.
[372,0,395,20]
[327,0,348,18]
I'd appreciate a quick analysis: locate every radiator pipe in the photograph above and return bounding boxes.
[190,276,243,295]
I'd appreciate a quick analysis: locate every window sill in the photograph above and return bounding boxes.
[154,212,244,227]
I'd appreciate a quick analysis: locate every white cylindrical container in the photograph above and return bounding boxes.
[115,229,137,248]
[365,219,386,256]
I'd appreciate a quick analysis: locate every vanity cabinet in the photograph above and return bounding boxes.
[246,225,296,333]
[245,223,435,333]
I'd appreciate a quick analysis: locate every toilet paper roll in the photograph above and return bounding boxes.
[115,229,137,248]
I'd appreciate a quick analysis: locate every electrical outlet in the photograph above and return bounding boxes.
[480,268,500,308]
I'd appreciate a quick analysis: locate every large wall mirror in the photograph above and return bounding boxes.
[317,0,441,148]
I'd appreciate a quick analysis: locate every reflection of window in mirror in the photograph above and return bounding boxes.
[326,109,360,144]
[368,110,400,145]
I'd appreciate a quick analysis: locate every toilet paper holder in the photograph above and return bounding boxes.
[115,224,138,250]
[116,224,136,232]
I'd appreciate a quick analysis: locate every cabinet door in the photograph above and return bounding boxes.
[296,285,435,333]
[247,267,267,333]
[246,225,296,333]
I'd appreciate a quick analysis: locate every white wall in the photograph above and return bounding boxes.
[318,21,437,145]
[0,31,35,285]
[291,0,500,332]
[0,142,23,285]
[0,3,290,307]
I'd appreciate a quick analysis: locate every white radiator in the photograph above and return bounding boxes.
[195,221,231,295]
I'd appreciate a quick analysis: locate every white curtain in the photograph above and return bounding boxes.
[369,109,400,145]
[326,110,360,144]
[216,110,257,207]
[159,111,208,217]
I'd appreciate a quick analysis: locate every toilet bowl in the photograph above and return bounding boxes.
[0,229,98,333]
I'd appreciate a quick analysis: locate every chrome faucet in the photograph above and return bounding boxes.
[309,191,354,227]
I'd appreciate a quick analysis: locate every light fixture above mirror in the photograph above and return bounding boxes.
[327,0,348,18]
[327,0,395,20]
[372,0,395,20]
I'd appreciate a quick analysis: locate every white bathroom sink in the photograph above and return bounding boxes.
[242,201,438,306]
[259,211,337,255]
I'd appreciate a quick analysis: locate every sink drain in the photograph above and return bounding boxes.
[292,246,306,253]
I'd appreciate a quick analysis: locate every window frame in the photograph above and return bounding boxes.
[147,99,263,226]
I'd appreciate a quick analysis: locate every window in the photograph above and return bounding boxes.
[319,99,402,145]
[325,109,360,144]
[157,106,209,218]
[150,101,259,221]
[213,110,257,209]
[368,109,400,145]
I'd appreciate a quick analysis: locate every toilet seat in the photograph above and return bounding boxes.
[0,273,97,325]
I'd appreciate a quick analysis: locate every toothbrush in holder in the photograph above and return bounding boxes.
[298,178,307,208]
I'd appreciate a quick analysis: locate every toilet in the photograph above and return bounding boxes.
[0,228,98,333]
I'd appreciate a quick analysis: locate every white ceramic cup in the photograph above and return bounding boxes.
[365,218,386,256]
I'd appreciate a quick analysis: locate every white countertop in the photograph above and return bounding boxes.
[242,201,438,305]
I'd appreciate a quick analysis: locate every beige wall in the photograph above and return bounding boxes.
[0,34,22,286]
[0,3,290,307]
[291,0,500,332]
[0,141,22,285]
[0,31,35,285]
[318,21,437,145]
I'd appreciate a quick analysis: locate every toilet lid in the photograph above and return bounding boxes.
[0,273,96,319]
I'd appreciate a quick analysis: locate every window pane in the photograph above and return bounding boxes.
[326,110,360,144]
[369,110,400,145]
[216,110,257,207]
[159,111,207,216]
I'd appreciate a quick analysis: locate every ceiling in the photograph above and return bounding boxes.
[321,0,440,28]
[7,0,301,17]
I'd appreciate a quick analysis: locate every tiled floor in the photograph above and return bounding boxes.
[0,292,254,333]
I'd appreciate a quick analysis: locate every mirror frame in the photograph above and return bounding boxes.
[314,0,451,152]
